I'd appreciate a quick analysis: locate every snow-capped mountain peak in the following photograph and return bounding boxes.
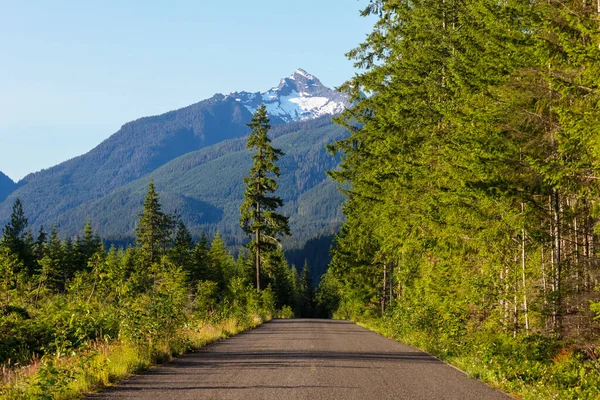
[226,69,349,123]
[290,68,315,80]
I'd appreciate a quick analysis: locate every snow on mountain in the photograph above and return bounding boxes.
[226,69,349,123]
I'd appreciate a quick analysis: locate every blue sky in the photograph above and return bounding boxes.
[0,0,374,181]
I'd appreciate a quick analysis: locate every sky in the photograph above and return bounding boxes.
[0,0,375,182]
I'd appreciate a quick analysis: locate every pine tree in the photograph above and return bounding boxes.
[297,262,315,317]
[41,226,65,292]
[136,181,172,267]
[207,232,234,290]
[240,105,290,292]
[170,219,194,269]
[190,232,210,283]
[22,229,36,275]
[75,220,103,271]
[0,247,21,306]
[35,226,47,262]
[1,199,30,273]
[1,199,27,247]
[263,249,295,308]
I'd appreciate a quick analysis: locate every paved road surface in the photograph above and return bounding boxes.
[89,319,511,399]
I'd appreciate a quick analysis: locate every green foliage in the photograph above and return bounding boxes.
[170,218,193,269]
[117,257,188,345]
[324,0,600,398]
[0,117,347,266]
[263,251,296,308]
[275,305,295,319]
[315,270,341,318]
[136,181,174,267]
[0,182,298,397]
[240,105,291,291]
[207,232,235,290]
[296,262,316,317]
[590,301,600,321]
[0,199,34,275]
[193,280,219,317]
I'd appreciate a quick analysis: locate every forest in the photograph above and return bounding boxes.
[320,0,600,398]
[0,180,319,398]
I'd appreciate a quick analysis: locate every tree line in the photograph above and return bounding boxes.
[328,0,600,338]
[0,106,320,377]
[320,0,600,395]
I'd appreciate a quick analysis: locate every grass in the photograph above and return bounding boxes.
[0,313,270,399]
[354,317,600,400]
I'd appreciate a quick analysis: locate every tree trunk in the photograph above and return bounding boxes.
[389,261,394,307]
[382,263,387,315]
[552,189,562,333]
[522,223,529,332]
[256,186,261,292]
[574,210,580,293]
[256,227,260,293]
[585,215,591,291]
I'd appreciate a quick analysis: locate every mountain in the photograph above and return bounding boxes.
[2,95,253,228]
[49,117,346,250]
[0,70,347,267]
[227,69,349,123]
[0,172,16,203]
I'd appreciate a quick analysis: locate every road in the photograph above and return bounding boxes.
[89,319,512,400]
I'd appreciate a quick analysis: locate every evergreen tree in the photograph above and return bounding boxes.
[1,199,30,273]
[41,226,65,292]
[315,270,341,318]
[75,220,103,271]
[297,262,315,317]
[35,226,47,262]
[22,229,36,274]
[262,249,295,308]
[171,219,193,268]
[190,232,210,284]
[136,181,172,267]
[207,232,234,290]
[0,247,21,306]
[289,263,300,300]
[81,221,102,261]
[240,105,290,292]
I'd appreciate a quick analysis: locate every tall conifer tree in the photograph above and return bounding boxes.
[1,198,36,274]
[171,219,193,268]
[240,105,290,292]
[136,181,171,266]
[1,199,28,257]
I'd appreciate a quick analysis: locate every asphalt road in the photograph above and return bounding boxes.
[89,319,512,400]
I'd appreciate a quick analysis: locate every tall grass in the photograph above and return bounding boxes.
[354,317,600,400]
[0,313,270,399]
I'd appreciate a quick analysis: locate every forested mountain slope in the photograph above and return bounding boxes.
[51,118,346,250]
[0,172,16,203]
[0,95,253,227]
[0,70,347,256]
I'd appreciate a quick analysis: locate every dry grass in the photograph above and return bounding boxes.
[0,314,270,399]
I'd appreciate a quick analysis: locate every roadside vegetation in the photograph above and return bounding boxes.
[320,0,600,398]
[0,108,315,398]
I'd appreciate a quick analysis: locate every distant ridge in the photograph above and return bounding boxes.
[0,70,348,255]
[0,172,16,203]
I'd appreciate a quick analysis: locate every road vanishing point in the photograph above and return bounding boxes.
[89,319,512,400]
